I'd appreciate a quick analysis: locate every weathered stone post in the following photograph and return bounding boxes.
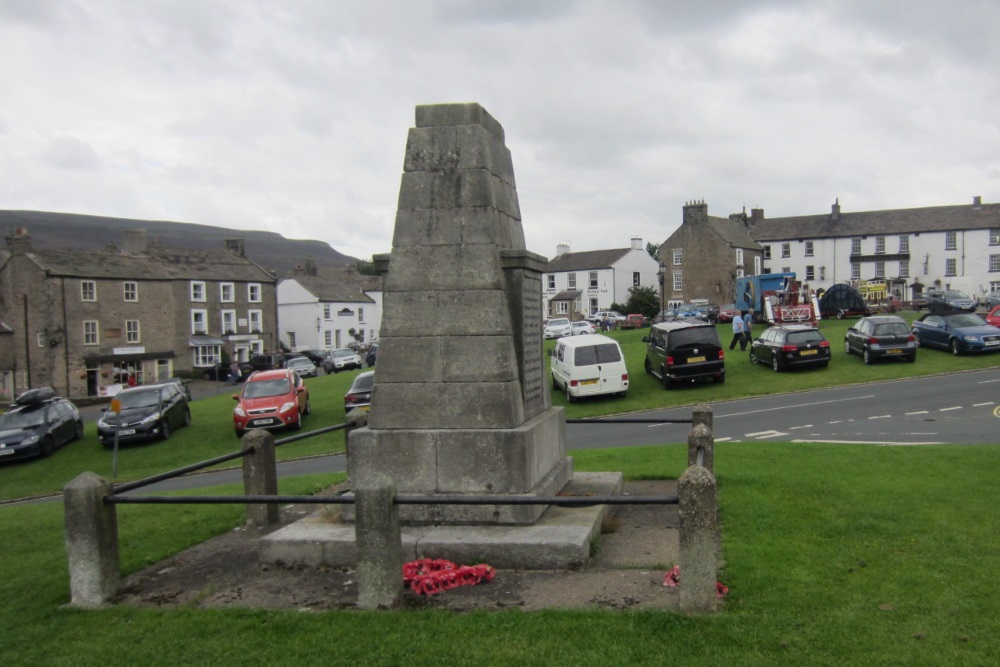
[64,472,120,608]
[355,473,403,609]
[678,464,719,613]
[343,408,369,461]
[687,421,714,474]
[692,403,713,432]
[242,429,279,527]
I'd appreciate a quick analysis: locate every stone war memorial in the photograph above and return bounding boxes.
[261,103,624,570]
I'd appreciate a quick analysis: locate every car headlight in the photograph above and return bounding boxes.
[23,434,39,445]
[962,335,979,342]
[140,412,161,425]
[279,401,297,413]
[98,417,110,428]
[234,405,247,417]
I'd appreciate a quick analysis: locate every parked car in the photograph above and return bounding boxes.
[204,362,253,383]
[233,368,310,438]
[984,290,1000,309]
[676,304,702,319]
[619,314,649,329]
[249,353,288,371]
[717,304,738,323]
[652,309,679,324]
[589,311,626,325]
[292,350,326,365]
[161,377,193,401]
[344,370,375,411]
[985,304,1000,327]
[286,355,319,378]
[97,383,191,447]
[642,320,725,388]
[844,315,917,364]
[750,324,831,372]
[323,348,363,373]
[544,318,573,339]
[551,334,629,401]
[0,388,84,461]
[696,303,721,323]
[571,320,596,335]
[925,289,977,313]
[911,312,1000,355]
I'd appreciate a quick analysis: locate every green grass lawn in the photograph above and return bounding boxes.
[2,444,999,666]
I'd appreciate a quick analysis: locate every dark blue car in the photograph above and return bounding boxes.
[911,313,1000,355]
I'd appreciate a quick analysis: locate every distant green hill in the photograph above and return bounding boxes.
[0,210,361,276]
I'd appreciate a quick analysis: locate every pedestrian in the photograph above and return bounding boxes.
[729,313,746,351]
[227,360,241,384]
[742,309,754,350]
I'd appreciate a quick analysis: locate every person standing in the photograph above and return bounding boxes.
[729,312,746,351]
[742,309,754,351]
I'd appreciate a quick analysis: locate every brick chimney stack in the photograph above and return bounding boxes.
[121,229,148,254]
[5,227,32,255]
[226,238,245,257]
[831,198,841,221]
[682,200,709,226]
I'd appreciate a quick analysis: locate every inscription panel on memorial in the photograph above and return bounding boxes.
[519,273,545,417]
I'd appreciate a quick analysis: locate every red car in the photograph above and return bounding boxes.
[986,305,1000,327]
[233,369,310,438]
[718,304,738,323]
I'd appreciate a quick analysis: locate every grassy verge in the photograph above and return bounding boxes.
[2,444,999,666]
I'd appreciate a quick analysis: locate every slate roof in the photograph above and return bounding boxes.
[546,248,630,272]
[551,290,582,301]
[282,273,376,304]
[20,247,275,282]
[706,216,762,250]
[750,202,1000,242]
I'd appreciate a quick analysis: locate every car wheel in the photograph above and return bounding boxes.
[749,350,758,365]
[160,420,171,441]
[74,420,84,441]
[182,408,191,427]
[863,348,873,365]
[41,435,56,457]
[906,354,916,363]
[644,359,653,376]
[950,339,962,356]
[713,374,725,384]
[290,414,303,431]
[844,340,852,355]
[304,397,311,416]
[661,367,672,390]
[565,384,577,403]
[235,428,245,439]
[772,356,781,372]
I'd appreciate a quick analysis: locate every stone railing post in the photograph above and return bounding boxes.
[687,423,714,474]
[242,429,279,527]
[692,403,713,431]
[344,408,369,461]
[678,464,719,613]
[64,472,120,608]
[355,473,403,610]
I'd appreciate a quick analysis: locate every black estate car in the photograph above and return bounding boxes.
[97,383,191,447]
[750,324,831,372]
[0,388,84,462]
[642,320,725,388]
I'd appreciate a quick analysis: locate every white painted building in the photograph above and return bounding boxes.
[542,238,661,319]
[751,197,1000,302]
[277,268,382,353]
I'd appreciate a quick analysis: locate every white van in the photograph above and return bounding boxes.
[550,334,629,402]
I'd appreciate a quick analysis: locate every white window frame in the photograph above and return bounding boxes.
[323,304,332,320]
[123,281,138,302]
[190,281,206,302]
[805,265,815,281]
[248,283,262,303]
[220,282,235,303]
[81,280,96,302]
[567,273,576,289]
[945,258,957,276]
[899,261,910,278]
[673,250,683,266]
[736,248,744,265]
[193,345,221,368]
[546,274,555,290]
[781,243,790,258]
[248,309,263,333]
[762,245,771,259]
[875,236,886,254]
[804,241,814,257]
[557,302,569,314]
[945,232,957,251]
[324,330,333,347]
[83,320,99,345]
[589,272,598,289]
[125,319,140,344]
[358,307,365,323]
[632,272,640,287]
[191,309,208,335]
[875,261,885,279]
[851,263,861,280]
[899,235,910,252]
[672,272,682,291]
[221,309,236,334]
[851,238,862,255]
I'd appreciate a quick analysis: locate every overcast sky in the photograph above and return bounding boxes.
[3,1,999,261]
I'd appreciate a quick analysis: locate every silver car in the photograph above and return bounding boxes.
[286,356,318,378]
[544,318,573,339]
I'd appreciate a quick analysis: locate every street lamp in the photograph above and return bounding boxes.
[656,259,666,315]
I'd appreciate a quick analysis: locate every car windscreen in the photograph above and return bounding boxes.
[332,350,353,358]
[943,290,969,299]
[873,323,910,336]
[669,328,719,348]
[573,343,622,366]
[351,375,375,392]
[243,378,292,398]
[943,314,987,328]
[0,408,45,428]
[786,331,825,345]
[116,390,160,409]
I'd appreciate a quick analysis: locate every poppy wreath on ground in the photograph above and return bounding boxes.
[662,564,729,598]
[402,558,496,596]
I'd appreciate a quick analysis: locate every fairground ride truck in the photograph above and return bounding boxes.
[735,273,820,324]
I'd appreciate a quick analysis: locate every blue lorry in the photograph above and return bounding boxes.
[734,273,797,315]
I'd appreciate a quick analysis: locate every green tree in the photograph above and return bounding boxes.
[646,241,660,261]
[352,258,380,276]
[623,285,660,318]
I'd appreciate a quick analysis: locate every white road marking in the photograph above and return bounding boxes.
[714,437,732,442]
[939,406,962,412]
[973,402,995,407]
[718,395,875,419]
[828,420,844,424]
[789,425,813,430]
[905,411,929,415]
[792,439,947,446]
[978,379,1000,384]
[745,430,788,439]
[869,415,891,419]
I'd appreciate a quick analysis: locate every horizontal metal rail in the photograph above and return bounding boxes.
[112,421,351,494]
[565,417,693,424]
[106,494,679,507]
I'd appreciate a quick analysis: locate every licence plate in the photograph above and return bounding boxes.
[0,449,13,456]
[986,340,1000,346]
[687,356,705,363]
[800,349,818,356]
[251,418,276,426]
[885,348,902,354]
[118,429,136,435]
[580,379,599,385]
